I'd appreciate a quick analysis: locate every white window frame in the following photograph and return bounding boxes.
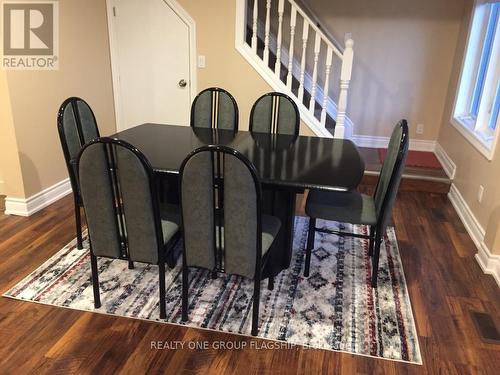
[452,0,500,160]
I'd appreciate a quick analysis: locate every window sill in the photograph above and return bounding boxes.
[450,117,495,161]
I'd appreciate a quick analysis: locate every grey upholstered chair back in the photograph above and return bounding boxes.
[250,92,300,136]
[77,138,163,264]
[180,146,261,279]
[373,120,409,230]
[58,98,99,163]
[179,151,216,271]
[58,97,100,193]
[191,88,239,130]
[223,153,259,278]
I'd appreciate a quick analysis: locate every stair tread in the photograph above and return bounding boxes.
[359,147,450,182]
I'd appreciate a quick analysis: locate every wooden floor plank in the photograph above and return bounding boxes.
[0,191,499,374]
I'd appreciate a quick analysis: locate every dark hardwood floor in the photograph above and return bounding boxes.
[0,188,499,374]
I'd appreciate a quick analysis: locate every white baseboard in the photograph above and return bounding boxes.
[448,183,500,288]
[350,134,436,152]
[4,178,72,217]
[434,143,457,179]
[448,184,485,248]
[476,244,500,287]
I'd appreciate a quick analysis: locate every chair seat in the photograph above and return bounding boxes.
[306,190,377,225]
[216,214,281,255]
[161,219,179,245]
[160,203,181,245]
[261,214,281,254]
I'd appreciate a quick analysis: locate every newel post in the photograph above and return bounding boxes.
[335,38,354,139]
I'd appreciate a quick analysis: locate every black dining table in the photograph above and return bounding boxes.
[113,123,365,278]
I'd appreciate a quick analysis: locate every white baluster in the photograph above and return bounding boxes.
[263,0,271,66]
[309,32,321,113]
[251,0,258,52]
[274,0,285,77]
[321,47,333,126]
[335,38,354,139]
[286,6,297,89]
[297,20,309,103]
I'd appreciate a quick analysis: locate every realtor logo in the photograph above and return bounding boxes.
[1,1,58,69]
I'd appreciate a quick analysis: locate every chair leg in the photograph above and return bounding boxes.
[368,225,375,257]
[268,276,274,291]
[90,252,101,308]
[304,217,316,277]
[251,277,260,336]
[165,236,180,269]
[159,260,166,319]
[211,270,218,279]
[166,251,176,269]
[128,260,135,269]
[74,197,83,250]
[181,265,189,322]
[371,232,383,288]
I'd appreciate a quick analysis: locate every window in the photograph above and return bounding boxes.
[453,1,500,160]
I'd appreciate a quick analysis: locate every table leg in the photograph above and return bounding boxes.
[262,188,300,279]
[160,174,180,204]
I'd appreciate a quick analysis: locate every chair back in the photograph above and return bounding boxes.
[250,92,299,136]
[57,97,100,197]
[373,120,409,230]
[77,138,164,264]
[180,145,262,279]
[190,87,239,130]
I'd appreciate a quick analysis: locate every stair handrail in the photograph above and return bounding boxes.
[292,0,344,54]
[287,0,344,60]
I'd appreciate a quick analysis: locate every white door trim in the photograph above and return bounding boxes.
[106,0,197,131]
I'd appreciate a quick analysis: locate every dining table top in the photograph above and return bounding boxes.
[113,123,365,192]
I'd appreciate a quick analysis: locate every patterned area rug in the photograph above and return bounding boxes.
[3,217,421,364]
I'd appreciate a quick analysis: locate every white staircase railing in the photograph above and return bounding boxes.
[235,0,354,138]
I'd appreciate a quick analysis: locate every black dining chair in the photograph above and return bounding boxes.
[303,120,409,288]
[77,137,181,318]
[179,145,281,336]
[250,92,300,136]
[190,87,239,130]
[57,97,100,250]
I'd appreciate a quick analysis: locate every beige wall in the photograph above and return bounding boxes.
[3,0,116,198]
[485,188,500,255]
[178,0,314,136]
[0,71,25,197]
[437,0,500,255]
[304,0,464,140]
